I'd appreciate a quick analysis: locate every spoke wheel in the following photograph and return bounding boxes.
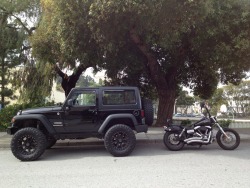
[17,135,38,154]
[163,132,184,151]
[111,131,129,151]
[216,128,240,150]
[104,124,136,157]
[11,127,47,161]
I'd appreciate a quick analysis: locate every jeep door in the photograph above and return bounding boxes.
[63,89,99,132]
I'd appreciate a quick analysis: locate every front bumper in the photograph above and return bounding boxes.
[7,126,18,135]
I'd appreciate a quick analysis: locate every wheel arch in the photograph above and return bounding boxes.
[12,114,56,135]
[98,114,138,135]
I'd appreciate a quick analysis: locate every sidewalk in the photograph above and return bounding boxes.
[1,127,250,148]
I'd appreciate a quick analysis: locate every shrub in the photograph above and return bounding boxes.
[218,119,232,128]
[181,119,192,126]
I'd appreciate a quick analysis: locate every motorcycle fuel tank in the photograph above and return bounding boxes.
[194,117,211,126]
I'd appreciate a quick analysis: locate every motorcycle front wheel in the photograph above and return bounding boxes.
[163,132,184,151]
[216,128,240,150]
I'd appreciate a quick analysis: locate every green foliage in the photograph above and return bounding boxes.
[88,0,250,125]
[28,0,250,125]
[218,119,232,128]
[180,119,192,126]
[31,0,101,68]
[176,90,195,106]
[223,80,250,117]
[76,75,100,87]
[14,62,55,104]
[0,0,41,107]
[0,9,25,107]
[208,88,227,115]
[0,104,24,129]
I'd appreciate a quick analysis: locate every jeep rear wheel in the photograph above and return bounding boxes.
[104,124,136,157]
[11,127,47,161]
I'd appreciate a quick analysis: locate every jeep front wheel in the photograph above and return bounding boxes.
[11,127,47,161]
[104,124,136,157]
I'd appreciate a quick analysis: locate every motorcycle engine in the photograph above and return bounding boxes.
[187,126,212,138]
[196,126,211,134]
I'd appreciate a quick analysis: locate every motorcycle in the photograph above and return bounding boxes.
[163,102,240,151]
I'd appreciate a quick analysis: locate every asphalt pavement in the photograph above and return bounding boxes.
[1,127,250,148]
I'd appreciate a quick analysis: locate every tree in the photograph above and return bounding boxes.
[88,0,250,125]
[223,80,250,117]
[31,0,102,97]
[208,88,227,115]
[0,0,50,105]
[176,90,195,114]
[76,75,98,87]
[0,0,40,107]
[0,12,20,107]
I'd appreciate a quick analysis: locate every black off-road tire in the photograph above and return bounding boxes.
[11,127,47,161]
[216,128,240,150]
[104,124,136,157]
[163,132,184,151]
[142,98,154,126]
[46,136,57,149]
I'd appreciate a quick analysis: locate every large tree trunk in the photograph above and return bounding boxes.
[55,64,88,97]
[156,88,177,126]
[129,28,178,126]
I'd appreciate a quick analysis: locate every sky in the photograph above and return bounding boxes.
[82,68,106,83]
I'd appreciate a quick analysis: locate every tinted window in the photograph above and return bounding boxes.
[103,90,136,105]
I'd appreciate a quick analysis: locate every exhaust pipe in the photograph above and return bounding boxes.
[186,132,212,144]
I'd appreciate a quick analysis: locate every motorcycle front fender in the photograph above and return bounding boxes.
[164,125,183,133]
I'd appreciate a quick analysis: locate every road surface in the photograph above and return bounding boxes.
[0,141,250,188]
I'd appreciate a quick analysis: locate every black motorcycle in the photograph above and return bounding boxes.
[163,102,240,150]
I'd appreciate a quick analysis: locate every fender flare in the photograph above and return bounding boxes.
[165,125,183,133]
[98,114,138,134]
[13,114,56,134]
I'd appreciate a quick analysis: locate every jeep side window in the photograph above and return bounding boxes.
[103,90,136,105]
[70,90,96,106]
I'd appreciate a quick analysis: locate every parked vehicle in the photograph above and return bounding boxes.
[163,102,240,151]
[7,87,153,161]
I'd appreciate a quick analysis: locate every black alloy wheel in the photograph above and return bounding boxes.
[11,127,47,161]
[104,124,136,157]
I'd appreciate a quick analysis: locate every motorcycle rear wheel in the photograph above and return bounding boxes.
[216,128,240,150]
[163,132,184,151]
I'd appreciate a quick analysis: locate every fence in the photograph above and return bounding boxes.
[172,117,250,128]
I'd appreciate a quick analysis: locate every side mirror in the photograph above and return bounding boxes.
[67,99,73,107]
[200,101,205,108]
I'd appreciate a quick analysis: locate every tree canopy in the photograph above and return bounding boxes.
[28,0,250,125]
[88,0,250,125]
[31,0,105,96]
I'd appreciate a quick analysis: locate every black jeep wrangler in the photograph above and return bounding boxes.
[7,87,153,161]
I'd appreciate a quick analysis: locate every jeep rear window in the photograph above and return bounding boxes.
[103,90,136,105]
